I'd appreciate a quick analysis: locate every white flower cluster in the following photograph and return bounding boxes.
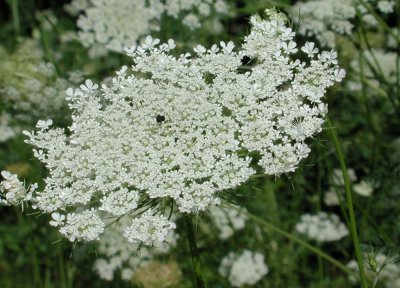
[377,0,395,14]
[66,0,229,53]
[348,253,400,288]
[349,49,400,91]
[55,209,104,242]
[219,250,269,287]
[324,168,357,206]
[353,180,374,197]
[0,171,36,206]
[164,0,229,30]
[0,39,78,121]
[292,0,356,48]
[324,169,373,206]
[209,204,247,240]
[93,215,177,281]
[124,211,176,245]
[23,11,343,243]
[292,0,395,48]
[295,212,349,242]
[0,113,16,142]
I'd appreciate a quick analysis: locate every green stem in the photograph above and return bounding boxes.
[228,204,355,276]
[317,252,324,285]
[39,18,59,75]
[11,0,20,36]
[185,216,206,288]
[326,117,368,288]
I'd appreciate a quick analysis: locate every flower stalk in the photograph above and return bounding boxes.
[326,117,368,288]
[185,216,206,288]
[11,0,20,36]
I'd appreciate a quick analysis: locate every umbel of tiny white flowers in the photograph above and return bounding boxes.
[0,170,37,208]
[291,0,396,48]
[295,212,349,242]
[66,0,229,53]
[219,250,269,287]
[20,9,345,244]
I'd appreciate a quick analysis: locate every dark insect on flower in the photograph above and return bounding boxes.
[156,115,166,123]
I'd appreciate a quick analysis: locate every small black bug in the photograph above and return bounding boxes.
[156,115,166,123]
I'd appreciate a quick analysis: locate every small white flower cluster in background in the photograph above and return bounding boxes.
[295,212,349,242]
[164,0,229,30]
[291,0,395,48]
[93,216,177,281]
[21,10,343,244]
[0,113,16,142]
[353,180,374,197]
[324,168,374,206]
[0,171,36,206]
[348,49,400,90]
[65,0,229,53]
[377,0,395,14]
[347,252,400,288]
[219,250,269,287]
[291,0,356,48]
[0,39,81,121]
[324,168,357,206]
[209,204,247,240]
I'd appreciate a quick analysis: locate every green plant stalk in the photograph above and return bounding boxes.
[11,0,20,36]
[361,78,400,120]
[316,146,324,282]
[326,117,368,288]
[58,247,67,288]
[39,19,59,76]
[185,216,206,288]
[322,150,351,229]
[228,204,355,276]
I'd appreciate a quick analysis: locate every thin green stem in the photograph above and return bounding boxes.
[185,216,206,288]
[11,0,20,36]
[361,78,400,120]
[322,150,351,229]
[39,18,59,76]
[326,117,368,288]
[228,204,355,276]
[317,252,324,285]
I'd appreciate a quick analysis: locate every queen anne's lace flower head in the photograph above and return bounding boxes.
[0,113,16,142]
[292,0,356,48]
[349,49,400,90]
[93,215,177,281]
[353,180,374,197]
[295,212,349,242]
[59,209,105,242]
[347,252,400,287]
[292,0,396,48]
[22,10,344,243]
[219,250,269,287]
[124,211,176,245]
[209,204,247,240]
[0,39,80,122]
[67,0,229,53]
[69,0,164,52]
[0,171,36,206]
